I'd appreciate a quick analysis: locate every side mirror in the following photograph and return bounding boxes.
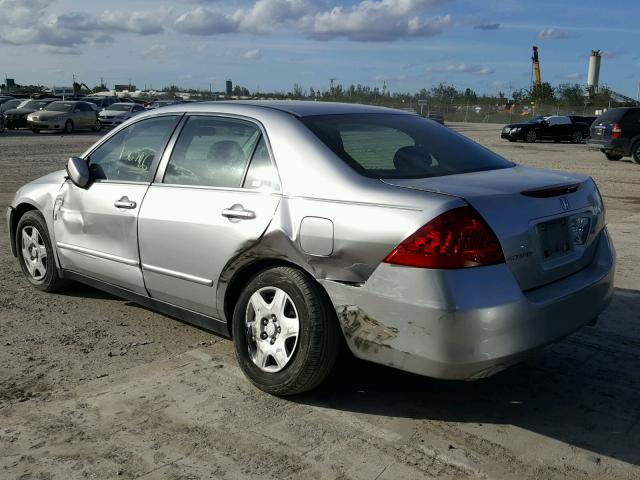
[66,156,90,188]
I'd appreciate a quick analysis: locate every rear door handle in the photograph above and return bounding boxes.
[114,196,137,209]
[222,205,255,220]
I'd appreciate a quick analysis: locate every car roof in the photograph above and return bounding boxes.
[158,100,408,118]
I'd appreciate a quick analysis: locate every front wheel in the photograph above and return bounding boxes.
[232,266,340,396]
[31,128,40,134]
[525,130,537,143]
[571,130,584,144]
[16,211,67,292]
[92,120,102,132]
[64,120,74,134]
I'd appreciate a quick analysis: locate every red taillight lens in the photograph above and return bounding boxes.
[611,123,622,139]
[383,207,505,269]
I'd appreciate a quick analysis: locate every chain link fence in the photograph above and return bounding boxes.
[414,103,610,125]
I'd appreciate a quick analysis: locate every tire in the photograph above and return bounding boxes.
[632,142,640,165]
[525,130,537,143]
[31,128,40,134]
[604,152,623,161]
[232,266,340,396]
[508,139,516,142]
[16,211,67,292]
[92,120,102,132]
[64,120,74,134]
[571,130,583,144]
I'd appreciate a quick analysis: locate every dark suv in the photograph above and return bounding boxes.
[587,107,640,163]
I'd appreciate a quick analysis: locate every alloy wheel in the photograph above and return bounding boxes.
[525,130,536,143]
[21,225,47,281]
[572,131,583,143]
[245,286,300,373]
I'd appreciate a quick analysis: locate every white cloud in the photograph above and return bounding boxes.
[144,44,168,57]
[303,1,451,41]
[173,0,453,42]
[242,48,262,60]
[427,63,494,74]
[537,28,576,40]
[563,72,585,80]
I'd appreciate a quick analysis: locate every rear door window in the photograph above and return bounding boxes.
[163,116,260,188]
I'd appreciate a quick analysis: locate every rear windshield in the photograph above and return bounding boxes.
[301,114,513,179]
[596,109,628,123]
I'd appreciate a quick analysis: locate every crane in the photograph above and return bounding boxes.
[531,46,542,90]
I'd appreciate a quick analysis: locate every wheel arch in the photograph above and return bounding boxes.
[9,202,39,257]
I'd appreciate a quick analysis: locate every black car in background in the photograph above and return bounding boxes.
[501,115,591,143]
[4,99,56,129]
[587,107,640,163]
[569,115,597,126]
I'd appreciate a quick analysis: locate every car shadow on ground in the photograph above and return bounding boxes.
[298,287,640,467]
[58,282,119,300]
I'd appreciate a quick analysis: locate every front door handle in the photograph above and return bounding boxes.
[222,204,255,220]
[114,196,137,209]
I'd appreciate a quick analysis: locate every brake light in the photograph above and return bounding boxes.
[611,123,622,139]
[383,207,504,269]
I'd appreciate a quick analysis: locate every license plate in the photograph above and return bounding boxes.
[537,218,572,260]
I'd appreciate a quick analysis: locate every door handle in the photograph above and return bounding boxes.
[114,196,137,209]
[222,205,255,220]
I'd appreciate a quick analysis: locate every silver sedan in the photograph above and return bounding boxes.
[7,101,615,395]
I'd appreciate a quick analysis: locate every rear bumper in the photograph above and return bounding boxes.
[322,228,615,380]
[587,138,629,155]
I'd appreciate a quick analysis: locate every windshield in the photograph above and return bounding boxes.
[109,104,132,112]
[596,109,628,123]
[301,114,513,179]
[44,102,74,112]
[23,100,50,110]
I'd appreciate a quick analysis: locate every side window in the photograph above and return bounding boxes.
[243,137,280,192]
[88,115,177,183]
[624,110,640,124]
[163,116,260,188]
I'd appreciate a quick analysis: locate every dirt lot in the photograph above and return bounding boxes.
[1,124,639,480]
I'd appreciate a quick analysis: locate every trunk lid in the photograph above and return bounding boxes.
[383,165,605,291]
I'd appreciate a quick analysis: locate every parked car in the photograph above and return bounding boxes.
[569,115,596,126]
[3,99,56,129]
[7,101,614,395]
[98,102,146,127]
[586,107,640,163]
[79,96,120,111]
[27,101,101,134]
[0,98,22,114]
[501,115,590,143]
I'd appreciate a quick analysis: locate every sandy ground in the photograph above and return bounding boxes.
[1,124,639,480]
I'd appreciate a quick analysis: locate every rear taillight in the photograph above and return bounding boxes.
[611,123,622,139]
[383,207,504,269]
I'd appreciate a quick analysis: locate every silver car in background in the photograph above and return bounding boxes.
[98,102,146,127]
[7,101,614,395]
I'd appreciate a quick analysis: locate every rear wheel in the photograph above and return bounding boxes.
[571,130,583,144]
[16,211,67,292]
[64,120,73,134]
[232,266,340,396]
[525,130,537,143]
[631,142,640,165]
[92,120,102,132]
[604,152,623,161]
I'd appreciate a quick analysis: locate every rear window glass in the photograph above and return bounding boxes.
[596,109,627,123]
[301,114,513,179]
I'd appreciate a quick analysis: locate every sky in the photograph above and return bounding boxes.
[1,0,638,97]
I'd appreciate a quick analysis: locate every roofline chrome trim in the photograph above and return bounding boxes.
[56,242,139,267]
[142,263,214,287]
